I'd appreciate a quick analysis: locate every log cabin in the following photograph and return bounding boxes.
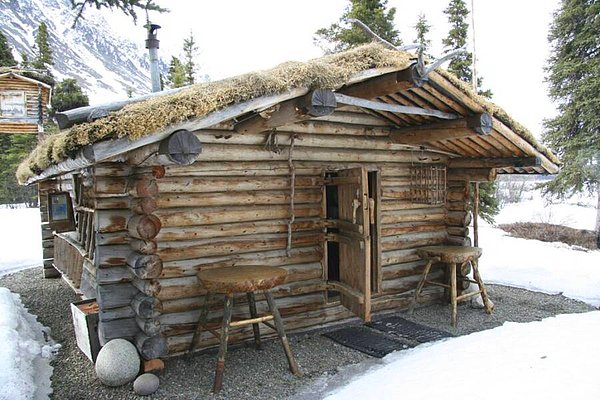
[0,68,53,135]
[17,44,559,360]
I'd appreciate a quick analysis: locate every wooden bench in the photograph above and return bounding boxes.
[189,265,300,393]
[411,245,493,327]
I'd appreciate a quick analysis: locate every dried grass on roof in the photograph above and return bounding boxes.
[17,44,412,183]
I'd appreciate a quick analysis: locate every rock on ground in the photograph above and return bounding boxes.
[134,373,160,395]
[95,339,140,387]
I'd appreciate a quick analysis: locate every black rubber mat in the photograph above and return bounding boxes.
[323,326,413,358]
[367,316,453,343]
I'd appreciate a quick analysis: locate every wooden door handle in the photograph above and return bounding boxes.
[352,199,360,224]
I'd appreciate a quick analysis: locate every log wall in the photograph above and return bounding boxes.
[0,75,50,134]
[115,118,453,355]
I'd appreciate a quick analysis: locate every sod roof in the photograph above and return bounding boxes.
[16,43,558,184]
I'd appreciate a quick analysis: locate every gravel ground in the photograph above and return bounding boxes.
[0,267,595,400]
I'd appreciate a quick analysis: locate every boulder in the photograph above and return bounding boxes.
[133,373,160,396]
[95,339,140,387]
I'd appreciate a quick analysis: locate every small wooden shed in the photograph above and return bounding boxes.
[18,44,559,360]
[0,69,53,135]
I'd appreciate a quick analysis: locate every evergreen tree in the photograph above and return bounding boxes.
[413,13,432,58]
[0,30,16,67]
[0,134,38,206]
[314,0,401,53]
[443,0,498,222]
[167,56,186,88]
[50,78,89,117]
[70,0,167,26]
[542,0,599,246]
[20,52,30,68]
[32,22,53,71]
[182,31,197,85]
[442,0,492,98]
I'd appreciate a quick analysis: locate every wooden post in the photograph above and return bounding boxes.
[473,182,479,247]
[213,294,233,394]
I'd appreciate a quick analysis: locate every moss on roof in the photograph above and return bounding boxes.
[0,68,55,86]
[17,43,558,183]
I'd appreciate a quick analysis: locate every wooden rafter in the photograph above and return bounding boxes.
[389,113,492,145]
[448,157,541,168]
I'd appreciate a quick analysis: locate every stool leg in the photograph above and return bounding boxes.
[246,292,262,349]
[213,294,234,394]
[409,258,434,313]
[189,292,213,353]
[472,259,493,314]
[264,292,300,376]
[449,262,458,328]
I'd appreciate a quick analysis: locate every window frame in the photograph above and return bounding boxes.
[0,90,27,118]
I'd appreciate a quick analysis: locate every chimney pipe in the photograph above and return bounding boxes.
[146,23,161,93]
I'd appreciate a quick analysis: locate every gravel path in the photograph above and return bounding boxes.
[0,268,594,400]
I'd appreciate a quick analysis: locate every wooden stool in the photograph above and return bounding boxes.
[411,246,493,327]
[189,266,300,393]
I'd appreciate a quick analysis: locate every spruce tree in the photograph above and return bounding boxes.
[50,78,89,117]
[32,22,53,71]
[314,0,401,53]
[443,0,498,222]
[167,56,186,88]
[182,31,197,85]
[70,0,167,26]
[542,0,600,246]
[442,0,492,98]
[413,13,432,58]
[20,52,30,68]
[0,29,16,67]
[0,134,38,206]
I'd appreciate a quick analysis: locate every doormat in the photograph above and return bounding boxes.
[367,316,453,344]
[323,326,413,358]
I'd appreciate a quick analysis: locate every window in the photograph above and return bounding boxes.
[0,91,26,117]
[410,164,446,205]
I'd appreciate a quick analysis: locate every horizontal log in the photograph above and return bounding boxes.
[128,214,162,240]
[156,218,324,242]
[447,226,469,237]
[155,189,321,208]
[157,161,323,177]
[135,333,168,360]
[97,283,140,309]
[371,288,442,312]
[136,316,161,337]
[448,168,497,182]
[446,211,472,227]
[448,156,541,168]
[234,89,336,135]
[382,260,442,280]
[382,249,421,266]
[132,277,161,297]
[381,230,448,251]
[130,239,158,255]
[156,176,321,193]
[96,210,130,233]
[447,235,472,247]
[381,222,446,237]
[157,233,322,262]
[99,305,135,322]
[95,244,131,267]
[160,246,322,278]
[390,113,492,144]
[131,293,163,318]
[338,70,415,99]
[96,266,132,284]
[98,318,140,342]
[380,200,442,211]
[155,204,321,227]
[381,209,446,224]
[381,271,443,294]
[127,253,163,279]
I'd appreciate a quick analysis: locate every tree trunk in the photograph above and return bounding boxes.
[596,182,600,249]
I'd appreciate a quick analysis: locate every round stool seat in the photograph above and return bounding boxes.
[197,266,287,294]
[417,245,482,264]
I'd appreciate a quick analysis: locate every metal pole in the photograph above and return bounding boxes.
[145,24,161,93]
[471,0,478,92]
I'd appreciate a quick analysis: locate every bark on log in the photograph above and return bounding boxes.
[132,277,161,297]
[155,190,321,209]
[136,316,161,337]
[130,239,158,255]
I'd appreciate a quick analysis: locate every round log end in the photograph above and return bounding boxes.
[135,334,168,360]
[159,130,202,165]
[133,178,159,198]
[468,113,493,135]
[306,89,337,117]
[132,197,158,215]
[128,214,162,240]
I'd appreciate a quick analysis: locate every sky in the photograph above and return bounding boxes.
[102,0,561,139]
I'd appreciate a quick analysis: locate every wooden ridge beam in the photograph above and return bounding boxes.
[448,156,541,168]
[234,89,336,135]
[389,113,492,144]
[334,93,458,120]
[338,66,427,99]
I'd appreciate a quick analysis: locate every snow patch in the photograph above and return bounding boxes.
[0,207,42,276]
[0,287,61,400]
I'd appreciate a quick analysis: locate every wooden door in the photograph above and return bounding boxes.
[328,167,371,321]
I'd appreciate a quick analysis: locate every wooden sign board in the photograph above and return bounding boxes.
[48,192,76,232]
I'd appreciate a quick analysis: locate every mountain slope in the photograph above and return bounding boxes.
[0,0,155,103]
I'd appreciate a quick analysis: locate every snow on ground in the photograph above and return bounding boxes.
[0,287,60,400]
[321,312,600,400]
[477,188,600,307]
[0,206,42,277]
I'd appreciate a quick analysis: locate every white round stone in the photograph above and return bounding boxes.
[133,373,160,396]
[95,339,140,387]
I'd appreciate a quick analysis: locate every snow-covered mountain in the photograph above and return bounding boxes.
[0,0,158,103]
